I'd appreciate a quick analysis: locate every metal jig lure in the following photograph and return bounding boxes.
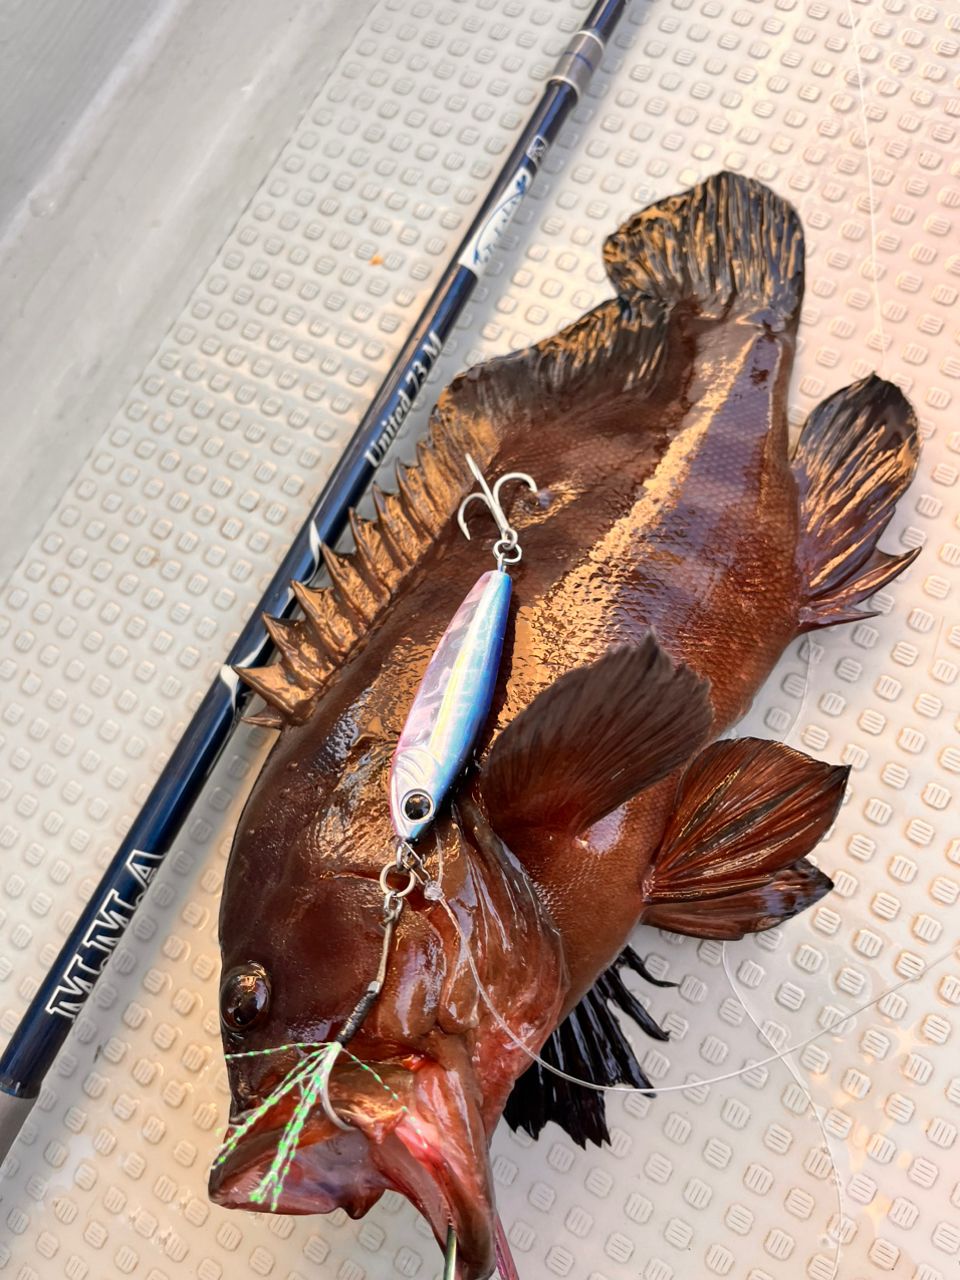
[388,453,536,843]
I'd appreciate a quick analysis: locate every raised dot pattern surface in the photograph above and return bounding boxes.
[1,1,959,1278]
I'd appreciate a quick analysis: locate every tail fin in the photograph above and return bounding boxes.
[603,170,804,330]
[793,374,920,629]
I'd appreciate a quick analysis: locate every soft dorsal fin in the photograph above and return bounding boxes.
[604,169,803,329]
[793,374,920,630]
[480,636,712,839]
[640,737,846,939]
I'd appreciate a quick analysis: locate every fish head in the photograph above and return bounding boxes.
[209,724,566,1279]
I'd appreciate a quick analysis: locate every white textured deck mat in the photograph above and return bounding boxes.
[2,1,959,1277]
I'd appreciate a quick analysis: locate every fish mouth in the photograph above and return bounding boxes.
[209,1054,497,1278]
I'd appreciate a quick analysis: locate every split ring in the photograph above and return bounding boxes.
[379,863,417,899]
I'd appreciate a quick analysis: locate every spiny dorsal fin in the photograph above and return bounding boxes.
[242,708,285,730]
[236,325,665,725]
[397,459,443,535]
[291,579,356,663]
[261,616,321,689]
[348,510,403,588]
[320,544,380,626]
[371,483,421,567]
[235,662,311,721]
[238,402,495,722]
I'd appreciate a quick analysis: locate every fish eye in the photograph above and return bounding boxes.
[220,962,271,1032]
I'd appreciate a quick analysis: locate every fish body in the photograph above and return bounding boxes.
[209,173,920,1278]
[390,568,512,841]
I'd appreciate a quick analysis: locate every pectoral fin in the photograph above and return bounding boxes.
[641,737,846,939]
[480,635,712,839]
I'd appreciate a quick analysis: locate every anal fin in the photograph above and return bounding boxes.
[504,948,669,1148]
[799,546,921,628]
[642,858,831,939]
[641,737,845,940]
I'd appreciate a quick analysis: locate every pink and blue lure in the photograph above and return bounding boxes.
[389,453,535,842]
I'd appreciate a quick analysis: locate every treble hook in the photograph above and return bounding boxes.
[457,453,537,569]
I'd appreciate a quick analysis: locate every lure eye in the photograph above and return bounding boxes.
[402,790,434,823]
[220,962,271,1032]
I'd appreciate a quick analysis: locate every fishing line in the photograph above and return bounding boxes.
[784,638,815,747]
[844,0,888,376]
[219,897,958,1102]
[721,943,845,1277]
[756,635,814,753]
[747,4,898,1262]
[435,892,959,1097]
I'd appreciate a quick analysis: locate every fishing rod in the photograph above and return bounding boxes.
[0,0,628,1164]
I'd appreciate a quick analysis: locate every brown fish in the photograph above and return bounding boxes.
[208,172,919,1277]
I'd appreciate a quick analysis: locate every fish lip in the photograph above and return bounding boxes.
[209,1059,496,1277]
[208,1112,386,1219]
